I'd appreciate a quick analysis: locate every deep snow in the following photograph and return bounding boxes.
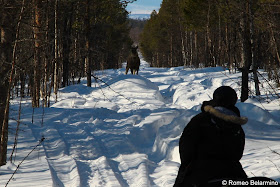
[1,58,280,187]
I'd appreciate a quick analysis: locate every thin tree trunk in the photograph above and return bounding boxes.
[54,0,59,102]
[33,0,43,107]
[249,0,260,96]
[85,0,91,87]
[43,0,49,107]
[194,31,198,68]
[241,0,253,102]
[157,52,160,67]
[189,31,193,67]
[0,4,13,166]
[62,3,73,87]
[0,0,25,166]
[206,0,212,67]
[180,28,187,67]
[20,73,25,97]
[170,34,173,67]
[217,9,222,66]
[225,24,231,71]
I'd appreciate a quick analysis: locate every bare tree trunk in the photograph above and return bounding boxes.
[73,6,79,83]
[33,0,43,107]
[194,31,198,68]
[0,84,10,166]
[170,34,173,67]
[43,0,50,107]
[206,0,212,67]
[240,0,253,102]
[225,24,231,71]
[54,0,59,102]
[189,31,193,67]
[85,0,91,87]
[0,0,25,166]
[249,1,260,96]
[217,10,222,66]
[0,1,13,166]
[20,72,25,97]
[181,29,187,67]
[156,52,159,67]
[62,3,73,87]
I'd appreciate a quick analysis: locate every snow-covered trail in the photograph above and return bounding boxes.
[1,58,280,186]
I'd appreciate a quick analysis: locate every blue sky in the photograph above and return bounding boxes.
[126,0,162,14]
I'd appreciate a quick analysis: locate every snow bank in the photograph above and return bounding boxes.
[1,65,280,186]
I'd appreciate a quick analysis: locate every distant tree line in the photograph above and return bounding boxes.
[0,0,135,166]
[129,18,147,44]
[140,0,280,101]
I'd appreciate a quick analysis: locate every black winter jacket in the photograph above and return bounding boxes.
[174,101,248,187]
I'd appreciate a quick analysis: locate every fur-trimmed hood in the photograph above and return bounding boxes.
[204,105,248,125]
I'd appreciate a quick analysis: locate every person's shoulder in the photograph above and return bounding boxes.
[192,112,210,121]
[188,112,211,127]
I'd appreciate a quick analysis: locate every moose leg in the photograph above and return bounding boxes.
[125,66,129,74]
[131,69,134,74]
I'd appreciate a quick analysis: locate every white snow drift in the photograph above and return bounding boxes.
[1,61,280,187]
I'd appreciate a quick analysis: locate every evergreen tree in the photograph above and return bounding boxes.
[139,0,280,101]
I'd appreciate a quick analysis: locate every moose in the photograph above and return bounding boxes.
[125,45,140,75]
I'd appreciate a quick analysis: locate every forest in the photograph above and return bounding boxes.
[0,0,280,168]
[0,0,136,166]
[140,0,280,102]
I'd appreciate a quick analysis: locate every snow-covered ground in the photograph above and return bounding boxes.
[1,58,280,186]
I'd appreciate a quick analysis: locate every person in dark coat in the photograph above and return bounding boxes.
[174,86,248,187]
